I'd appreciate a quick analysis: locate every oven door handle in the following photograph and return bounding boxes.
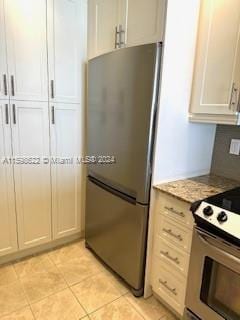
[197,229,240,264]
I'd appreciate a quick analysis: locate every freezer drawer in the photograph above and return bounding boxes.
[85,177,149,291]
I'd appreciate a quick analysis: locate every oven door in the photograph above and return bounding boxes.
[185,228,240,320]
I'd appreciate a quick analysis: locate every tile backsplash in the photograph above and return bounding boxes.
[211,125,240,181]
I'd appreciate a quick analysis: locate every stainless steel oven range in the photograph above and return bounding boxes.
[184,187,240,320]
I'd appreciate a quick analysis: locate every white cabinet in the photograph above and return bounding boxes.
[0,0,8,100]
[88,0,166,59]
[50,103,83,239]
[12,101,52,249]
[123,0,166,47]
[88,0,120,59]
[151,191,193,316]
[190,0,240,124]
[0,100,18,256]
[47,0,87,103]
[4,0,48,102]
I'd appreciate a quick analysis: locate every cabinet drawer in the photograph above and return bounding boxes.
[156,192,193,229]
[156,214,192,253]
[152,256,186,316]
[154,236,190,277]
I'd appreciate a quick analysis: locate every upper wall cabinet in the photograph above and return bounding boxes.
[122,0,166,48]
[88,0,166,59]
[189,0,240,125]
[47,0,87,104]
[4,0,48,102]
[88,0,120,59]
[0,1,8,100]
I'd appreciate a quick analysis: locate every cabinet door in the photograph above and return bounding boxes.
[88,0,119,58]
[48,0,87,103]
[11,101,51,249]
[122,0,166,47]
[4,0,48,101]
[50,103,83,239]
[0,100,18,256]
[0,0,8,100]
[190,0,240,117]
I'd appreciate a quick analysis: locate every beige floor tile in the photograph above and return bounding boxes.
[71,272,122,313]
[48,240,86,265]
[57,253,104,286]
[0,281,28,318]
[20,267,67,303]
[14,253,55,278]
[103,271,129,295]
[0,264,18,287]
[0,307,34,320]
[125,293,168,320]
[161,311,178,320]
[89,297,144,320]
[31,288,86,320]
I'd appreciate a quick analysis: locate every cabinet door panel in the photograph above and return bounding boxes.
[12,101,51,249]
[88,0,119,58]
[48,0,87,103]
[0,100,18,256]
[5,0,48,101]
[123,0,166,47]
[51,103,83,239]
[0,0,8,100]
[190,0,240,115]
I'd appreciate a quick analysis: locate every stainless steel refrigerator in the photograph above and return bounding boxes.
[86,43,162,296]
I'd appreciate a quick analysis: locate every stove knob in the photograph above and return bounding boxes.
[203,206,213,216]
[217,211,228,223]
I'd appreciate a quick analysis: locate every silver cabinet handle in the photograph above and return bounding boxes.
[5,104,9,124]
[119,24,125,47]
[160,250,180,265]
[3,74,7,95]
[115,26,120,49]
[10,75,15,96]
[158,279,177,296]
[164,206,185,218]
[51,106,55,124]
[163,228,183,242]
[50,80,54,99]
[12,104,16,124]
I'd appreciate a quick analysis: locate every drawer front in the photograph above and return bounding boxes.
[156,192,193,228]
[156,214,192,253]
[154,236,190,277]
[152,256,186,316]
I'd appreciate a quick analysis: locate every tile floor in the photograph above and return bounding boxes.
[0,240,178,320]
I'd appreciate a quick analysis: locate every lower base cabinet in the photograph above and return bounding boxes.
[151,191,194,316]
[0,101,83,259]
[0,100,18,257]
[51,103,83,239]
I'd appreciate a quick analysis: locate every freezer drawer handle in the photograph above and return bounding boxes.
[164,206,185,218]
[163,228,183,242]
[160,250,180,265]
[158,279,177,296]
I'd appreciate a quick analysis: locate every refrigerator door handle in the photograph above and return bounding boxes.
[88,176,136,205]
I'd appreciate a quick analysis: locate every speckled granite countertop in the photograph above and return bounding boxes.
[154,175,240,204]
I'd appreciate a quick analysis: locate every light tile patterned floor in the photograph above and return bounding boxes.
[0,240,178,320]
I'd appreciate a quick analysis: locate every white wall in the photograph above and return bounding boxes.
[152,0,216,185]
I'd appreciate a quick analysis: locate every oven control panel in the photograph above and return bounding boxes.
[194,201,239,240]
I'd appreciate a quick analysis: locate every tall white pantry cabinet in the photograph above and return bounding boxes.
[0,0,87,256]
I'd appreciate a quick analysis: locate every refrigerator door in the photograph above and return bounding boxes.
[87,43,161,204]
[85,177,149,291]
